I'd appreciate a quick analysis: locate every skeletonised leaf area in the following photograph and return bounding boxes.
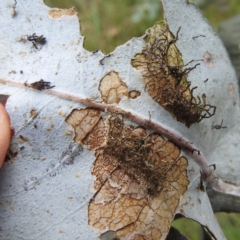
[131,21,216,127]
[66,108,189,240]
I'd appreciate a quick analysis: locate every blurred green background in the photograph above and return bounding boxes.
[44,0,240,53]
[44,0,240,239]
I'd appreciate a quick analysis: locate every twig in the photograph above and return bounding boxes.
[0,78,217,184]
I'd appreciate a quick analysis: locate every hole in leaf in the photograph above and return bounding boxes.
[172,214,204,240]
[172,214,221,240]
[100,230,119,240]
[44,0,162,53]
[165,226,189,240]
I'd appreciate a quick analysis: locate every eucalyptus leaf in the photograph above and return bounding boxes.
[0,0,239,239]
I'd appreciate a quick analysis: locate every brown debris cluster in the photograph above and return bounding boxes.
[131,22,216,127]
[102,115,163,196]
[66,109,189,239]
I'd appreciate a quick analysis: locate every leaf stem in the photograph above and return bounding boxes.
[0,78,217,184]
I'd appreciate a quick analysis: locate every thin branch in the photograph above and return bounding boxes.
[0,78,216,184]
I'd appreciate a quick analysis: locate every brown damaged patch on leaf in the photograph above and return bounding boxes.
[83,118,108,150]
[131,21,216,127]
[203,51,214,67]
[65,108,101,143]
[65,110,189,239]
[90,158,188,239]
[87,114,189,239]
[91,149,117,191]
[99,71,128,104]
[128,90,141,99]
[48,7,77,19]
[228,83,234,96]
